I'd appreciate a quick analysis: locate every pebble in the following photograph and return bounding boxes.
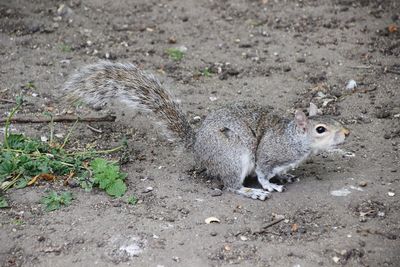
[332,256,340,263]
[346,79,357,90]
[240,236,248,241]
[388,192,395,197]
[296,57,306,63]
[210,189,222,197]
[143,187,153,193]
[192,116,201,123]
[358,181,367,187]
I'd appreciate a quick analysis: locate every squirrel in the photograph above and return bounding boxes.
[64,61,350,200]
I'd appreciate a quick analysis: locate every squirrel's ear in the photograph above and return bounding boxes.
[295,110,308,131]
[309,103,318,116]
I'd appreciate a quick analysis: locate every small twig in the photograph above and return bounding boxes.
[252,217,285,235]
[386,69,400,75]
[0,114,116,124]
[49,114,54,145]
[261,217,285,230]
[61,119,79,149]
[347,65,373,69]
[0,98,16,104]
[67,145,124,156]
[86,124,103,133]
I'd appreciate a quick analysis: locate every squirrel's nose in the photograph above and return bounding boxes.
[342,128,350,137]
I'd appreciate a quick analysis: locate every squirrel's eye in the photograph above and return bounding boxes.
[316,126,326,134]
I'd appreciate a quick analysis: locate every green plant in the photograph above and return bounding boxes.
[12,219,24,225]
[166,48,184,61]
[59,43,72,53]
[200,67,212,77]
[41,191,73,211]
[127,195,138,205]
[23,82,36,90]
[91,158,127,197]
[1,97,134,203]
[0,195,8,208]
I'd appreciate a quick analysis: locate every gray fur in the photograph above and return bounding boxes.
[63,61,193,142]
[64,61,349,200]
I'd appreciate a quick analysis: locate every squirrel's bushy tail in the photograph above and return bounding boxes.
[64,61,194,143]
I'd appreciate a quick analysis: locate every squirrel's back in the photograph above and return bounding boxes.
[64,61,193,142]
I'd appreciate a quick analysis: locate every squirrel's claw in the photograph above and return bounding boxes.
[259,179,285,192]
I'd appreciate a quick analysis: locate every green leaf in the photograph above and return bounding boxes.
[6,134,26,150]
[0,196,9,208]
[127,195,138,205]
[166,48,184,61]
[106,179,127,197]
[0,160,17,177]
[41,191,73,212]
[15,177,28,189]
[90,158,128,197]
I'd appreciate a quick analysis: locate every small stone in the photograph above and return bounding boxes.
[388,192,395,197]
[192,116,201,122]
[37,236,45,242]
[168,37,177,44]
[376,109,391,119]
[143,187,153,193]
[296,57,306,63]
[358,181,367,187]
[210,189,222,197]
[283,66,291,72]
[346,79,357,90]
[240,236,248,241]
[210,232,218,236]
[332,256,340,263]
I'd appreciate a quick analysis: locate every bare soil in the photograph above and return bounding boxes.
[1,0,399,266]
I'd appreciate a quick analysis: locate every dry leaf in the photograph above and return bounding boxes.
[388,24,398,33]
[291,223,299,232]
[28,173,56,186]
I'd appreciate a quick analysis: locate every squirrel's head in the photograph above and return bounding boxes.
[294,103,350,152]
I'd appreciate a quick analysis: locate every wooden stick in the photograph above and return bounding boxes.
[86,124,103,133]
[0,98,16,104]
[0,114,116,124]
[261,217,285,229]
[386,69,400,75]
[252,217,285,235]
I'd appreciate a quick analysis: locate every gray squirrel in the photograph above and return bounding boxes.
[64,61,350,200]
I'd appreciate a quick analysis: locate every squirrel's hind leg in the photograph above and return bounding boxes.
[231,187,270,201]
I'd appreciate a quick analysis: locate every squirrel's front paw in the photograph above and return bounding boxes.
[260,180,285,192]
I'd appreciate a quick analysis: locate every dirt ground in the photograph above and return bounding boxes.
[1,0,399,266]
